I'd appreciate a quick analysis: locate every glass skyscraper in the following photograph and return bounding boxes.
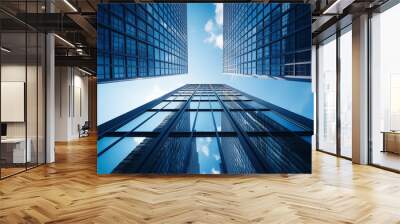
[223,3,312,80]
[97,84,313,174]
[97,3,188,83]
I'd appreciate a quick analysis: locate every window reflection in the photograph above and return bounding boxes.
[243,101,266,109]
[97,137,120,154]
[250,136,311,173]
[174,112,196,131]
[189,101,199,109]
[262,111,305,132]
[210,101,222,109]
[225,101,242,110]
[164,101,182,109]
[231,111,264,132]
[135,111,172,131]
[116,112,155,132]
[175,96,188,101]
[194,112,215,132]
[189,137,222,174]
[213,111,234,132]
[98,137,147,174]
[199,101,211,109]
[208,96,217,101]
[153,101,169,109]
[220,137,256,173]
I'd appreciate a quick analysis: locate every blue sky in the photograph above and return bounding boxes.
[98,3,313,125]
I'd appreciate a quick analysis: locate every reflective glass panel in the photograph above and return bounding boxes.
[135,112,172,131]
[153,101,169,109]
[192,137,222,174]
[164,101,183,109]
[231,111,265,132]
[116,112,155,132]
[208,96,217,101]
[318,36,337,154]
[98,137,146,174]
[219,137,256,173]
[213,111,234,132]
[175,96,188,101]
[262,111,305,131]
[97,137,120,154]
[225,101,241,109]
[189,101,199,109]
[194,112,215,132]
[199,101,211,109]
[243,101,267,109]
[174,112,196,131]
[340,28,352,158]
[210,101,222,109]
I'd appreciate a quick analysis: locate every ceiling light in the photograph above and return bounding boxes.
[54,34,75,48]
[322,0,354,15]
[78,67,92,76]
[1,47,11,53]
[63,0,78,12]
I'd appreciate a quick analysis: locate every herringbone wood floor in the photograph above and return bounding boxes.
[1,136,400,224]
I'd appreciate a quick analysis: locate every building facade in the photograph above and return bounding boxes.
[223,3,311,80]
[97,84,313,174]
[97,3,188,83]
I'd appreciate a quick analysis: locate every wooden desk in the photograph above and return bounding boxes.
[382,131,400,154]
[1,138,31,164]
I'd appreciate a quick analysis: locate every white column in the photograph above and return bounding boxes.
[352,14,369,164]
[46,32,55,163]
[311,45,317,150]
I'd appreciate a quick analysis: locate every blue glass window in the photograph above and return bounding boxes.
[192,137,222,174]
[97,137,120,154]
[223,3,311,79]
[153,101,169,109]
[210,101,222,109]
[97,3,188,82]
[262,111,305,131]
[127,57,137,78]
[198,102,211,110]
[189,101,199,109]
[116,112,155,132]
[174,112,196,131]
[97,137,147,174]
[164,101,182,109]
[213,111,234,132]
[194,112,215,132]
[135,111,172,131]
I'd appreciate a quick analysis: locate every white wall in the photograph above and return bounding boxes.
[55,67,89,141]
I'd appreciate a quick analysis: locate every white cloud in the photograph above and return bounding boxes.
[211,168,220,174]
[200,145,210,157]
[134,137,145,145]
[215,34,223,49]
[204,4,223,50]
[214,3,223,27]
[204,30,223,50]
[204,19,214,33]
